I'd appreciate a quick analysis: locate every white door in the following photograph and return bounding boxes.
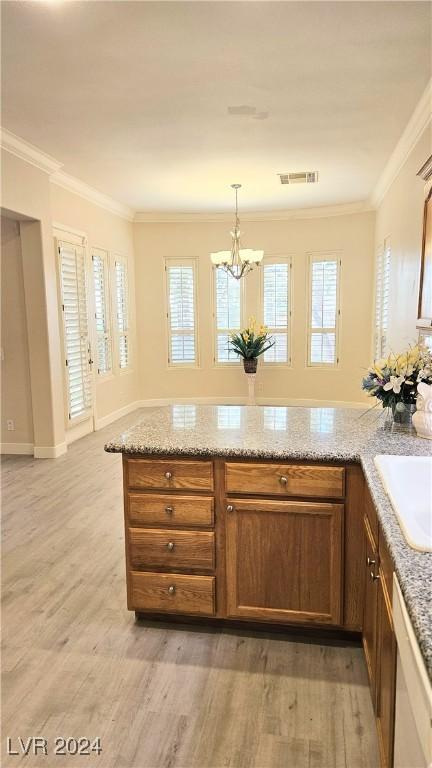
[57,238,94,436]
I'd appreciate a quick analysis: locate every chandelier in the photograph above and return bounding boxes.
[210,184,264,280]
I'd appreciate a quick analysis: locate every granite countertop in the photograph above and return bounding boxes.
[105,404,432,678]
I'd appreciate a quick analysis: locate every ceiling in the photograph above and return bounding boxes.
[1,1,431,213]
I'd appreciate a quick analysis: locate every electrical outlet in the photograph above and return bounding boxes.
[6,419,15,431]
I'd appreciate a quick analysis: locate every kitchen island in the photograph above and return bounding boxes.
[106,404,432,768]
[105,404,432,674]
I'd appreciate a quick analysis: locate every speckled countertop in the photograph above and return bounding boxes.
[105,404,432,678]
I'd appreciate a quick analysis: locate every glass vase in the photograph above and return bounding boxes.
[388,402,416,431]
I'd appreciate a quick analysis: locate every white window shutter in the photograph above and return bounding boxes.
[214,268,242,363]
[166,261,197,365]
[92,250,112,375]
[115,258,129,369]
[59,242,92,420]
[308,256,340,366]
[262,261,290,363]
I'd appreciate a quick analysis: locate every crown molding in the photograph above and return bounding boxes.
[370,78,432,209]
[134,200,372,224]
[1,126,134,221]
[0,127,63,174]
[50,171,134,222]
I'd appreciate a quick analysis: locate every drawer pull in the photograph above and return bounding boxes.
[167,541,175,551]
[366,556,376,567]
[370,570,380,582]
[227,504,234,513]
[165,506,174,515]
[279,475,288,486]
[168,585,176,595]
[164,471,173,480]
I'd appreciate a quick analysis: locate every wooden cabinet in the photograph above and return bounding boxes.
[362,513,379,709]
[226,498,343,624]
[362,486,397,768]
[122,456,363,628]
[376,575,396,768]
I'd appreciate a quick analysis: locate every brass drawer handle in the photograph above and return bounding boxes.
[279,475,288,486]
[165,506,173,515]
[167,541,175,551]
[227,504,234,513]
[366,556,376,567]
[164,471,173,480]
[370,570,380,582]
[168,585,176,595]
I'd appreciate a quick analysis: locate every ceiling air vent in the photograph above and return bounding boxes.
[278,171,319,185]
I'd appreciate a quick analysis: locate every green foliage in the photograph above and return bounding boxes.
[229,319,275,360]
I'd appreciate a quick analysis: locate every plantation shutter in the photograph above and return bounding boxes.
[215,268,242,363]
[166,261,197,365]
[58,242,92,420]
[92,250,112,375]
[263,261,290,363]
[374,241,390,359]
[115,258,129,369]
[308,256,340,366]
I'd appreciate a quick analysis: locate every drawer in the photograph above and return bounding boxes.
[127,458,213,491]
[225,462,345,498]
[129,528,215,571]
[130,571,215,616]
[128,494,214,528]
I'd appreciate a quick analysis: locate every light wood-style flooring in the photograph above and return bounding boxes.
[2,411,379,768]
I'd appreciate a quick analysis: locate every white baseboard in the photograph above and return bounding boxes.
[0,442,34,455]
[33,442,67,459]
[66,418,93,445]
[133,396,368,409]
[94,400,143,430]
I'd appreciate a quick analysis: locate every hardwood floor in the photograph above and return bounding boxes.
[1,411,379,768]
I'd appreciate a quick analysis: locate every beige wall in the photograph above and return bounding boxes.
[1,150,140,453]
[1,216,34,446]
[1,150,65,450]
[134,211,375,405]
[375,125,431,352]
[50,183,140,421]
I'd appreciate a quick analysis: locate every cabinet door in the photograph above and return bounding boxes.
[376,575,396,768]
[362,514,379,710]
[226,498,343,625]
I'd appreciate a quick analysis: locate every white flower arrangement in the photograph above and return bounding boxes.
[362,342,432,413]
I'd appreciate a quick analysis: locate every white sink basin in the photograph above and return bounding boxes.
[374,455,432,552]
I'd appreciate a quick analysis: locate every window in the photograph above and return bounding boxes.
[165,259,198,365]
[374,239,390,359]
[261,259,291,363]
[115,256,129,369]
[58,240,92,421]
[214,268,243,363]
[307,255,340,366]
[92,248,112,375]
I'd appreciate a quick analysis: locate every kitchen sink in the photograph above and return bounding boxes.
[374,455,432,552]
